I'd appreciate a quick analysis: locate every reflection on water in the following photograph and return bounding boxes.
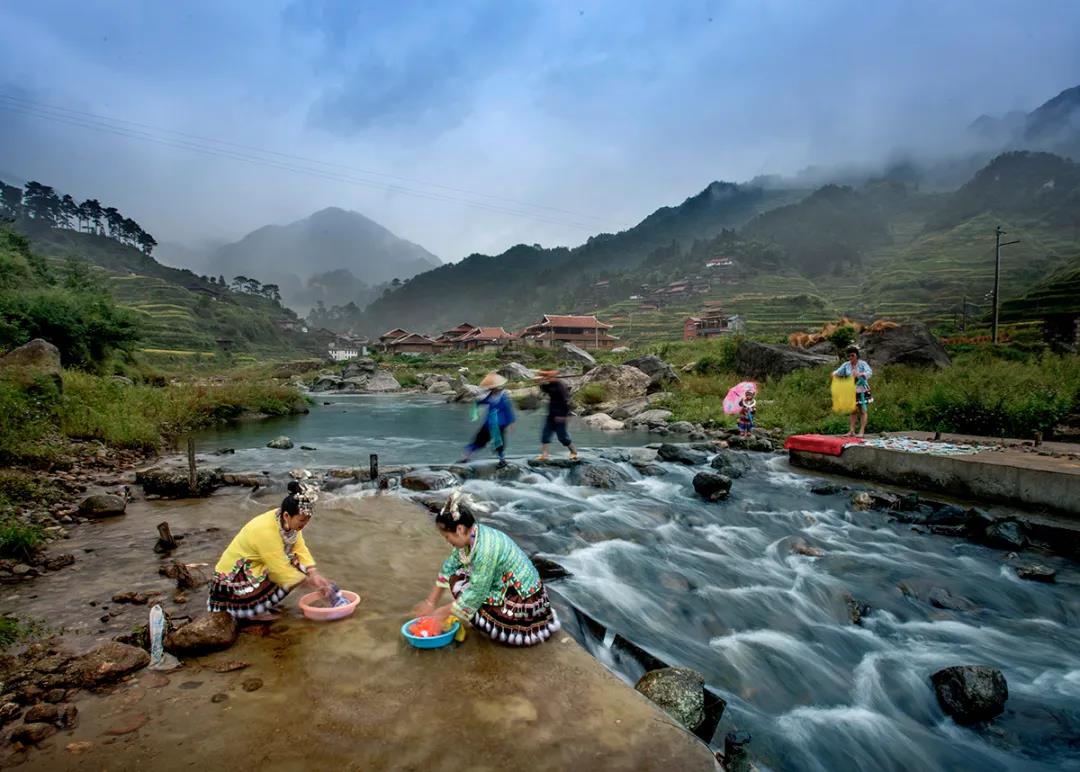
[205,397,1080,771]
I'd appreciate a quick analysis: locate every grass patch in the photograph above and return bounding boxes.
[576,383,609,406]
[0,470,65,510]
[0,616,30,648]
[0,518,45,562]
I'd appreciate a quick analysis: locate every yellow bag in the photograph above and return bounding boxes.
[445,615,467,642]
[831,376,856,414]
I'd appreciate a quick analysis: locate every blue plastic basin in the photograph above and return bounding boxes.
[401,618,460,649]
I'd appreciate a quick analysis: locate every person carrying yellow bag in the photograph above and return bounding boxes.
[831,345,873,437]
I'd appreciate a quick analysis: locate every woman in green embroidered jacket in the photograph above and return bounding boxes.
[411,490,560,646]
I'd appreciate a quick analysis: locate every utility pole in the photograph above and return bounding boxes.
[992,225,1020,344]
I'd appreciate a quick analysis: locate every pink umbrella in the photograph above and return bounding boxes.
[723,381,757,414]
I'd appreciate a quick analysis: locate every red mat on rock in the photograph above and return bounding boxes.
[783,434,864,456]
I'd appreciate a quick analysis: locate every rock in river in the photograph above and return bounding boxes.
[931,665,1008,725]
[66,642,150,688]
[78,493,126,518]
[709,451,751,479]
[401,470,457,492]
[982,520,1027,550]
[635,667,706,731]
[1015,563,1056,583]
[165,613,238,656]
[581,413,624,431]
[267,436,295,450]
[693,471,732,502]
[136,467,221,498]
[658,444,709,465]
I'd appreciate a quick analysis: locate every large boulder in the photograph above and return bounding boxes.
[626,409,673,429]
[66,642,149,688]
[342,358,377,378]
[693,471,733,502]
[364,371,401,392]
[733,340,834,380]
[0,338,63,393]
[450,384,485,403]
[931,666,1008,725]
[709,451,751,479]
[561,343,596,368]
[426,380,454,395]
[136,467,221,498]
[497,362,537,382]
[78,493,126,519]
[165,613,239,655]
[267,436,294,450]
[509,387,541,411]
[634,667,706,731]
[312,375,343,391]
[568,462,632,489]
[581,413,624,431]
[860,322,951,369]
[625,355,680,392]
[575,364,651,404]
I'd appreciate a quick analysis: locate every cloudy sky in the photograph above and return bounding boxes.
[1,0,1078,264]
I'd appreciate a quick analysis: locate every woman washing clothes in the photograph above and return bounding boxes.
[208,481,336,620]
[411,490,560,646]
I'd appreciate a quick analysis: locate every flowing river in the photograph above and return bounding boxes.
[199,396,1080,771]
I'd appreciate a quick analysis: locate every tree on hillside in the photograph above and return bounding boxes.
[103,207,123,238]
[59,194,79,229]
[0,181,22,219]
[261,283,281,302]
[23,182,61,224]
[137,230,157,256]
[218,274,226,286]
[81,199,104,235]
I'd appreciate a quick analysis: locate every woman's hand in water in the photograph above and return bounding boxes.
[308,572,333,598]
[411,599,436,617]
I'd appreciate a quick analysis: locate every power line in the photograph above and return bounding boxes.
[0,94,605,231]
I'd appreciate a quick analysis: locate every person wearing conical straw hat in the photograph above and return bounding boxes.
[458,372,516,468]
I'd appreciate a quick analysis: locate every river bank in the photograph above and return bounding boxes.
[0,491,715,771]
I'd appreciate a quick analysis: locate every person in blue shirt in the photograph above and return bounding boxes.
[832,345,873,437]
[459,372,516,468]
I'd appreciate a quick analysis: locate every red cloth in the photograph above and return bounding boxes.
[783,434,864,456]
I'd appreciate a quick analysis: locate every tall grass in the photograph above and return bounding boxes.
[654,350,1080,437]
[0,518,45,562]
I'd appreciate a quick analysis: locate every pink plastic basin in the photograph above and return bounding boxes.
[299,590,360,621]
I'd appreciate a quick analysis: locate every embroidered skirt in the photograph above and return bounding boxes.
[449,573,560,647]
[737,412,754,433]
[855,389,874,409]
[207,563,291,618]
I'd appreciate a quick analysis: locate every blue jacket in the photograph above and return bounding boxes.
[479,390,516,428]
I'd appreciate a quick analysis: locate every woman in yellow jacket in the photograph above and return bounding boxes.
[209,482,334,620]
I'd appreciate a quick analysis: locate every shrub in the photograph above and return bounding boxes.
[0,616,28,648]
[576,383,609,405]
[0,518,45,562]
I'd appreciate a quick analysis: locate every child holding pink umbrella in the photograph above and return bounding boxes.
[723,381,758,437]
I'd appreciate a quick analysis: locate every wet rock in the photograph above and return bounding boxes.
[810,483,842,495]
[569,462,631,489]
[266,436,294,450]
[581,413,624,431]
[112,592,150,605]
[312,375,343,391]
[359,371,401,393]
[561,343,596,368]
[220,473,267,488]
[1015,564,1056,583]
[851,492,873,511]
[426,380,454,395]
[66,740,93,754]
[9,722,56,745]
[136,467,221,498]
[667,421,695,434]
[43,689,66,704]
[449,384,485,403]
[341,358,377,378]
[212,660,250,673]
[658,444,709,465]
[78,494,126,519]
[624,355,679,393]
[160,561,202,590]
[241,677,263,693]
[300,445,317,451]
[721,730,753,772]
[24,703,76,728]
[211,693,229,704]
[530,556,571,581]
[928,587,977,612]
[693,471,732,502]
[42,553,76,571]
[141,672,169,688]
[11,564,36,578]
[634,667,705,731]
[610,397,651,420]
[709,451,750,479]
[983,520,1027,550]
[105,713,149,735]
[401,470,457,492]
[66,642,150,688]
[733,339,834,380]
[791,539,825,558]
[842,592,871,625]
[165,613,238,655]
[0,703,21,725]
[931,666,1008,725]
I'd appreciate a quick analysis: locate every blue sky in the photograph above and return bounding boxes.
[1,0,1078,263]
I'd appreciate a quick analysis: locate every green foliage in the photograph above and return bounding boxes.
[0,378,60,466]
[827,325,857,351]
[0,616,29,648]
[395,371,421,388]
[0,470,65,510]
[0,518,45,562]
[576,383,609,405]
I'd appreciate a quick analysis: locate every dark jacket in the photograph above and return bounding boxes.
[540,380,571,418]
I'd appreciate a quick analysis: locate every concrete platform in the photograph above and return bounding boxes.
[20,495,715,771]
[788,431,1080,517]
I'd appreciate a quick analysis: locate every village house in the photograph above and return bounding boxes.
[454,326,514,351]
[328,333,369,361]
[519,314,618,350]
[434,322,479,345]
[376,328,410,349]
[683,309,745,340]
[383,333,447,355]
